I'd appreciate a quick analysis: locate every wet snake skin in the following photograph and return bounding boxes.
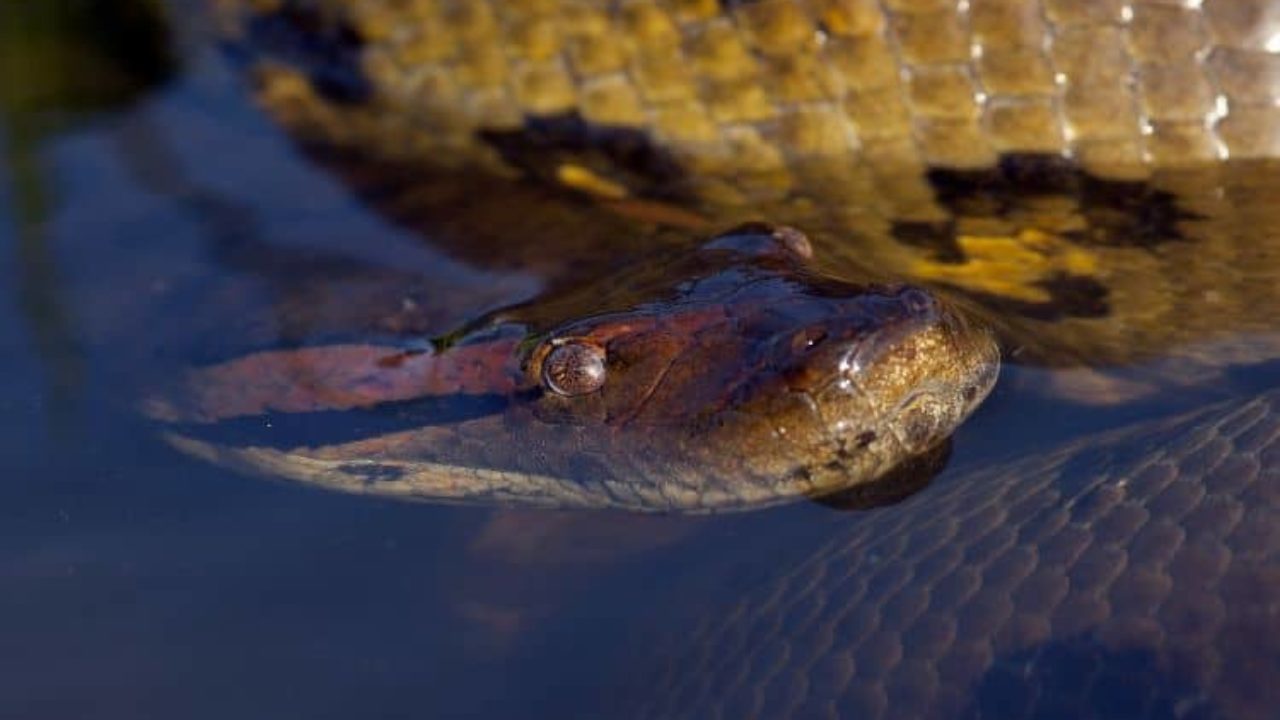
[218,0,1280,181]
[214,0,1280,370]
[633,386,1280,719]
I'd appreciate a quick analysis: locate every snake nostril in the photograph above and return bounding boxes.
[702,224,814,262]
[770,225,813,260]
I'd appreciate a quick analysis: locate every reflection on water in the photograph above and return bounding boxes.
[1,0,172,437]
[3,1,1280,718]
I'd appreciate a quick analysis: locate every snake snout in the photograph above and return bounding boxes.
[803,285,999,461]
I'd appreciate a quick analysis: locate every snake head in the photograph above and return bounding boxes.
[151,224,997,512]
[519,224,1000,509]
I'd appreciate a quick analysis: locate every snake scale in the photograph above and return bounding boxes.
[211,0,1280,369]
[630,386,1280,719]
[190,0,1280,716]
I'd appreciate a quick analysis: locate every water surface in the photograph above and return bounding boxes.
[3,3,1279,718]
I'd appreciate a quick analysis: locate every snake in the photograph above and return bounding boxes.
[171,0,1280,501]
[145,224,997,511]
[206,0,1280,370]
[147,0,1280,714]
[629,383,1280,719]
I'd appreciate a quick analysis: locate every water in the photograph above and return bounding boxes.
[3,3,1279,718]
[0,6,725,717]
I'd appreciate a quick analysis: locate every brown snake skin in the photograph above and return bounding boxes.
[215,0,1280,369]
[217,0,1280,176]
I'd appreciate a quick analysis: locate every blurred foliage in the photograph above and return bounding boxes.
[0,0,173,123]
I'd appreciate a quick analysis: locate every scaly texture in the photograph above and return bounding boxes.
[218,0,1280,180]
[212,0,1280,369]
[634,387,1280,719]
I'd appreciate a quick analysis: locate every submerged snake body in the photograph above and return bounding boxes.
[634,385,1280,719]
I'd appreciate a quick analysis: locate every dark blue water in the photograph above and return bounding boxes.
[0,14,751,718]
[4,4,1277,718]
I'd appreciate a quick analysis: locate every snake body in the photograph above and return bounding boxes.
[633,383,1280,719]
[219,0,1280,175]
[213,0,1280,369]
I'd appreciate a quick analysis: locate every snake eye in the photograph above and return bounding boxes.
[542,341,607,397]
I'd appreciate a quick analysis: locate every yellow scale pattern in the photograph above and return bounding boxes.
[228,0,1280,178]
[216,0,1280,367]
